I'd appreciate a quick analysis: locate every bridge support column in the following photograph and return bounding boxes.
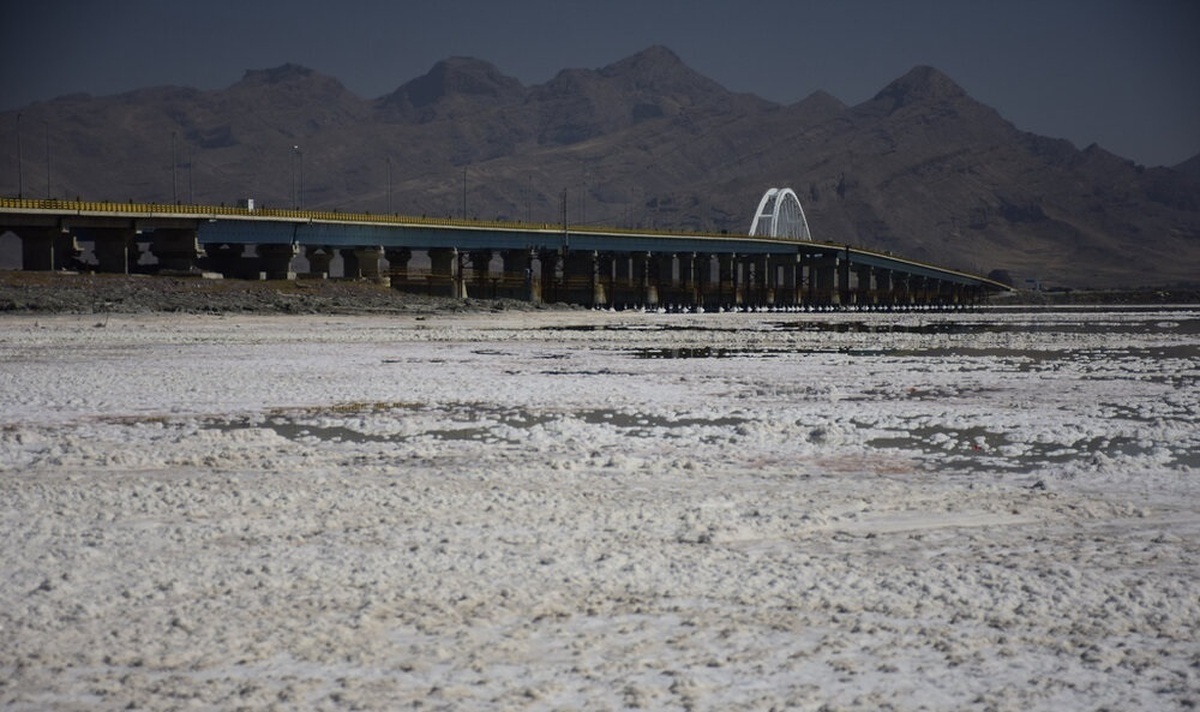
[91,228,137,274]
[499,249,536,301]
[204,244,247,278]
[636,252,658,308]
[892,274,912,306]
[838,249,853,306]
[256,243,298,280]
[386,247,412,289]
[305,246,334,278]
[675,252,700,308]
[875,269,894,306]
[777,253,799,306]
[911,276,930,306]
[597,252,616,307]
[754,255,775,307]
[535,249,559,303]
[429,247,465,298]
[694,253,715,310]
[564,250,604,307]
[654,253,679,308]
[811,255,838,305]
[150,228,203,273]
[854,265,875,307]
[339,248,361,279]
[468,250,493,298]
[607,253,632,307]
[18,227,79,271]
[717,253,741,308]
[355,246,386,284]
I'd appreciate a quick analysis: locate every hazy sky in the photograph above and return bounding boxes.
[2,0,1197,166]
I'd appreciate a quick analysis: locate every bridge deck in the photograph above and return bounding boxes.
[0,198,1012,303]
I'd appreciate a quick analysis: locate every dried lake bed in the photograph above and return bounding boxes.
[1,307,1198,710]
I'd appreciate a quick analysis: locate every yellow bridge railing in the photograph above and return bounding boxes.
[0,196,758,240]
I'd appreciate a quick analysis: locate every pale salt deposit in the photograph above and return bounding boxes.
[1,307,1198,710]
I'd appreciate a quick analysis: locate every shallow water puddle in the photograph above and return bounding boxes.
[198,404,752,446]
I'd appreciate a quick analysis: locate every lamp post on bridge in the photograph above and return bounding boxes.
[171,131,178,204]
[44,120,50,200]
[292,145,303,210]
[15,113,22,199]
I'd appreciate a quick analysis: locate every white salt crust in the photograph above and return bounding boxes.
[1,308,1197,710]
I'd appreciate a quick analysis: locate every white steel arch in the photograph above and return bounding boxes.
[748,187,812,241]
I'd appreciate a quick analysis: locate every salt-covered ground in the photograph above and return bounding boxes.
[1,308,1197,711]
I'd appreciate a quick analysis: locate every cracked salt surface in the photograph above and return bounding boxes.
[1,307,1198,710]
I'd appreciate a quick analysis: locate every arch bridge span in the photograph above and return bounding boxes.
[0,197,1009,309]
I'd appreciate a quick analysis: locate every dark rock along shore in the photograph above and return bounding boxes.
[0,272,558,315]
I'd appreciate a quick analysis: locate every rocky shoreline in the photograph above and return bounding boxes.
[0,271,555,315]
[3,271,1196,316]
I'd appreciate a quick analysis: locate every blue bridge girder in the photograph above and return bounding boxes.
[0,199,1011,293]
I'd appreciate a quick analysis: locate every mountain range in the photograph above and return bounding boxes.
[3,45,1198,289]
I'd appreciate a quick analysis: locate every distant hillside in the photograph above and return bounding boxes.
[2,46,1197,289]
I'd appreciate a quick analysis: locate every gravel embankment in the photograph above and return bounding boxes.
[0,271,553,315]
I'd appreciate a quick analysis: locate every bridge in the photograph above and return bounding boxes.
[0,190,1009,309]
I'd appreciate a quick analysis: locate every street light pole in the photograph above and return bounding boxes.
[291,145,302,209]
[297,146,303,210]
[171,131,178,204]
[15,113,22,199]
[44,121,50,199]
[387,156,392,214]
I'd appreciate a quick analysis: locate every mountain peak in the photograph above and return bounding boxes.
[600,45,687,76]
[871,65,967,108]
[239,63,319,86]
[389,56,525,110]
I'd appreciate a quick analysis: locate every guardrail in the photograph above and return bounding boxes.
[0,196,747,239]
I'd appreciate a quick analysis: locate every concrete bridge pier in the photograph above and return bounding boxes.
[499,249,536,301]
[305,246,334,278]
[654,253,682,307]
[468,250,493,298]
[717,253,741,308]
[777,254,800,306]
[149,228,203,273]
[339,248,361,279]
[17,227,79,271]
[750,254,775,307]
[428,247,465,298]
[912,276,932,305]
[875,269,895,307]
[837,251,853,306]
[257,243,298,280]
[635,252,658,308]
[853,265,876,307]
[536,249,560,303]
[889,274,908,306]
[90,228,137,274]
[204,244,243,278]
[564,249,604,307]
[692,253,714,309]
[810,255,838,305]
[597,252,616,306]
[354,246,387,284]
[386,247,412,288]
[608,252,634,307]
[674,252,701,308]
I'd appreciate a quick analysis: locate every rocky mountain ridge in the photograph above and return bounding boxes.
[3,46,1198,288]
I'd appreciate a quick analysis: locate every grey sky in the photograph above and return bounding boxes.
[2,0,1197,166]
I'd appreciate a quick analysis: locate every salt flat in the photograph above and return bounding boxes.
[1,308,1197,710]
